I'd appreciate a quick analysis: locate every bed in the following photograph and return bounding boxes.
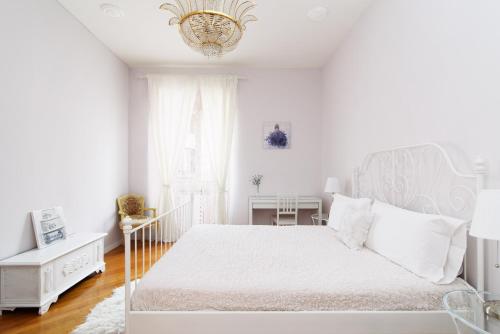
[123,143,488,334]
[132,225,469,312]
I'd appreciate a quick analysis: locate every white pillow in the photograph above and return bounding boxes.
[366,201,467,284]
[441,217,467,283]
[327,194,372,231]
[337,208,374,250]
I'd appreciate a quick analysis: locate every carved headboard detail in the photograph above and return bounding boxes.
[352,143,488,290]
[352,143,486,221]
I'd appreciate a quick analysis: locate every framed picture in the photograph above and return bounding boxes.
[31,206,67,249]
[263,121,291,149]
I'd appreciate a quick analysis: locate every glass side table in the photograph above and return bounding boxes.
[311,213,329,226]
[444,290,500,334]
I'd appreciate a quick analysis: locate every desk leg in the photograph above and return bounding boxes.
[248,200,253,225]
[318,201,323,225]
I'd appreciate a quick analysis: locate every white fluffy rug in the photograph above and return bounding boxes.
[72,285,126,334]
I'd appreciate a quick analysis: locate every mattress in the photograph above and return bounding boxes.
[131,225,469,312]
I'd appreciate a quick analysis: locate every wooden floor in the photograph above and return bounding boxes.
[0,242,170,334]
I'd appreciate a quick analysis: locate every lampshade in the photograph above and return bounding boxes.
[324,177,341,194]
[470,190,500,240]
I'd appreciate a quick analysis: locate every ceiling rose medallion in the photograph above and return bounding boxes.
[160,0,257,57]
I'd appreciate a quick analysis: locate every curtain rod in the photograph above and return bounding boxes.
[135,75,248,80]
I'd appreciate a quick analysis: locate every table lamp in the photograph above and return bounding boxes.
[469,189,500,306]
[470,189,500,269]
[324,177,341,196]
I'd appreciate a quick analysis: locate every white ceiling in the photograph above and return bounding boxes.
[57,0,373,68]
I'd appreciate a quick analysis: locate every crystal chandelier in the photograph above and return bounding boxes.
[160,0,257,57]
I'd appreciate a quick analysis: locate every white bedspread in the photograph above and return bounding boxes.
[131,225,469,311]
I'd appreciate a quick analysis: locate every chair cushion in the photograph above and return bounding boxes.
[119,215,151,229]
[129,215,149,220]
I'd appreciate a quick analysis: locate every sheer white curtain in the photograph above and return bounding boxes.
[199,75,238,225]
[147,75,198,224]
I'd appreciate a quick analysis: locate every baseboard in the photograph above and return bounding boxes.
[104,239,123,253]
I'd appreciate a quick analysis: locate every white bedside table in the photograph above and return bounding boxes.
[444,290,500,334]
[0,233,106,315]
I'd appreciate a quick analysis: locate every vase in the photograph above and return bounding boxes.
[256,184,260,194]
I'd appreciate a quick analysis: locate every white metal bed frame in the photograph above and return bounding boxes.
[123,143,487,334]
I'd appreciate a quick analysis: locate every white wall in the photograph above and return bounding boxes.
[321,0,500,292]
[129,68,323,225]
[0,0,129,259]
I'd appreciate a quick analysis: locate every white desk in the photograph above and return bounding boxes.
[248,195,322,225]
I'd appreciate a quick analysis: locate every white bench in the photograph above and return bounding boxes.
[0,233,106,315]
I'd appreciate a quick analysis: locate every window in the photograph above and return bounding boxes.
[172,97,217,225]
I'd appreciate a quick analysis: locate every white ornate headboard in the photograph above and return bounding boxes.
[353,143,486,220]
[352,143,487,289]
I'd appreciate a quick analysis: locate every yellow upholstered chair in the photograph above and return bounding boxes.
[117,194,157,229]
